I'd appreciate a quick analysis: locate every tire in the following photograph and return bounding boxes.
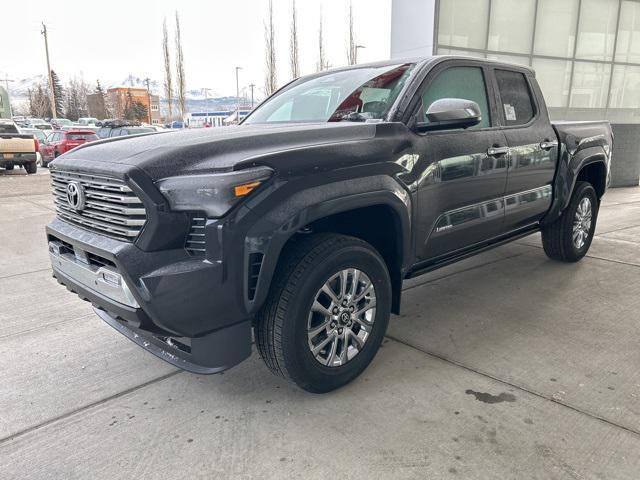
[541,181,598,262]
[4,163,14,171]
[255,233,392,393]
[24,162,38,174]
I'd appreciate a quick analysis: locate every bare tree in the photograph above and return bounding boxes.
[175,11,186,119]
[290,0,300,80]
[316,8,329,72]
[65,77,90,120]
[162,17,174,120]
[347,1,357,65]
[264,0,277,96]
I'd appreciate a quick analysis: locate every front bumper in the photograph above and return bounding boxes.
[46,217,253,373]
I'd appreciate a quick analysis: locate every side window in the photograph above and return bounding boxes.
[421,66,491,129]
[495,69,535,126]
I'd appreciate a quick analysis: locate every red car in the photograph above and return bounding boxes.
[40,129,99,166]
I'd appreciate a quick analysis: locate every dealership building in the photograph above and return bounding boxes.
[391,0,640,186]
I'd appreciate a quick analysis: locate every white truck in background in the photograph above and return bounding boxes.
[0,119,39,174]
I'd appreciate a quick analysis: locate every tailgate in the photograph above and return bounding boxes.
[0,135,36,154]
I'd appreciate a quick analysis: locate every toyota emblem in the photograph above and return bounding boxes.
[66,181,86,211]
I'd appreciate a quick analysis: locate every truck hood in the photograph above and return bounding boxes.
[58,122,379,180]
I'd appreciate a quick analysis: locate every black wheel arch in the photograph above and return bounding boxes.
[243,175,412,316]
[541,145,609,226]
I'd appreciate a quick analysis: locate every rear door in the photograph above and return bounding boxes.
[492,68,558,231]
[411,61,509,261]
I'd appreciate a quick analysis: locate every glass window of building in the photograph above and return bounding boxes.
[570,62,612,108]
[533,0,579,58]
[575,0,619,61]
[487,0,536,54]
[486,54,531,67]
[609,65,640,109]
[421,66,491,128]
[437,0,490,50]
[615,1,640,64]
[531,59,572,108]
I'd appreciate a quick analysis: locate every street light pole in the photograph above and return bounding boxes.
[235,66,242,124]
[41,22,57,119]
[202,88,212,126]
[249,83,255,110]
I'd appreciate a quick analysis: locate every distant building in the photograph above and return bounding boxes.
[106,87,161,124]
[185,110,251,128]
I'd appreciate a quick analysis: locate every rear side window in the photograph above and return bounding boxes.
[68,133,98,141]
[0,123,19,134]
[421,66,491,129]
[495,69,535,126]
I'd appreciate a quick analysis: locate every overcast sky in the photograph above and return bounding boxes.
[3,0,391,98]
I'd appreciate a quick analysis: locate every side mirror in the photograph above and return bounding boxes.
[414,98,482,132]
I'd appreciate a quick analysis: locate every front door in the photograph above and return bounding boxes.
[410,62,509,262]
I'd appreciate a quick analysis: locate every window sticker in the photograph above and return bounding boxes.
[504,104,516,121]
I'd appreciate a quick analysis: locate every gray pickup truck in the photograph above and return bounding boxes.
[0,119,38,173]
[46,57,612,392]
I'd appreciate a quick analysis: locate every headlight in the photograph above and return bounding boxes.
[157,166,273,217]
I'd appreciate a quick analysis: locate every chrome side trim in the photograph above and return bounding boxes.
[49,241,139,308]
[431,185,552,237]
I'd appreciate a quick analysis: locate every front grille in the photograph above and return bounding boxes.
[185,216,206,254]
[51,170,147,241]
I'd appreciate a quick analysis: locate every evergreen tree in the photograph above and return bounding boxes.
[93,80,107,119]
[132,101,148,122]
[50,69,64,117]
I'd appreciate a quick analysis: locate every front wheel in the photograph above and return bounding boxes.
[541,181,598,262]
[255,233,391,393]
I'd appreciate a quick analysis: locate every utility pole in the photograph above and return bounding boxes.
[202,88,212,126]
[1,74,15,117]
[249,83,255,110]
[235,66,242,124]
[144,77,152,124]
[41,22,57,119]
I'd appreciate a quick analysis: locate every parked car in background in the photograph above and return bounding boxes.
[12,116,27,127]
[50,118,74,129]
[39,129,99,166]
[77,117,99,126]
[63,125,99,133]
[0,119,38,173]
[19,127,48,167]
[96,121,156,139]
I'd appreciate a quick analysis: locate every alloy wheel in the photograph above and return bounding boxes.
[307,268,377,367]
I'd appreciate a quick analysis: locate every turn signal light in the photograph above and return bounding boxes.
[234,181,262,197]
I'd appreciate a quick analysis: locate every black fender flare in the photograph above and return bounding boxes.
[242,175,412,314]
[542,142,609,226]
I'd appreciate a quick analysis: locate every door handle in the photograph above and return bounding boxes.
[540,140,558,150]
[487,146,509,156]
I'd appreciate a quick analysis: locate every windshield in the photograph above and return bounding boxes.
[244,63,414,124]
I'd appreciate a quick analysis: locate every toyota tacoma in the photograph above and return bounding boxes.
[46,57,612,392]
